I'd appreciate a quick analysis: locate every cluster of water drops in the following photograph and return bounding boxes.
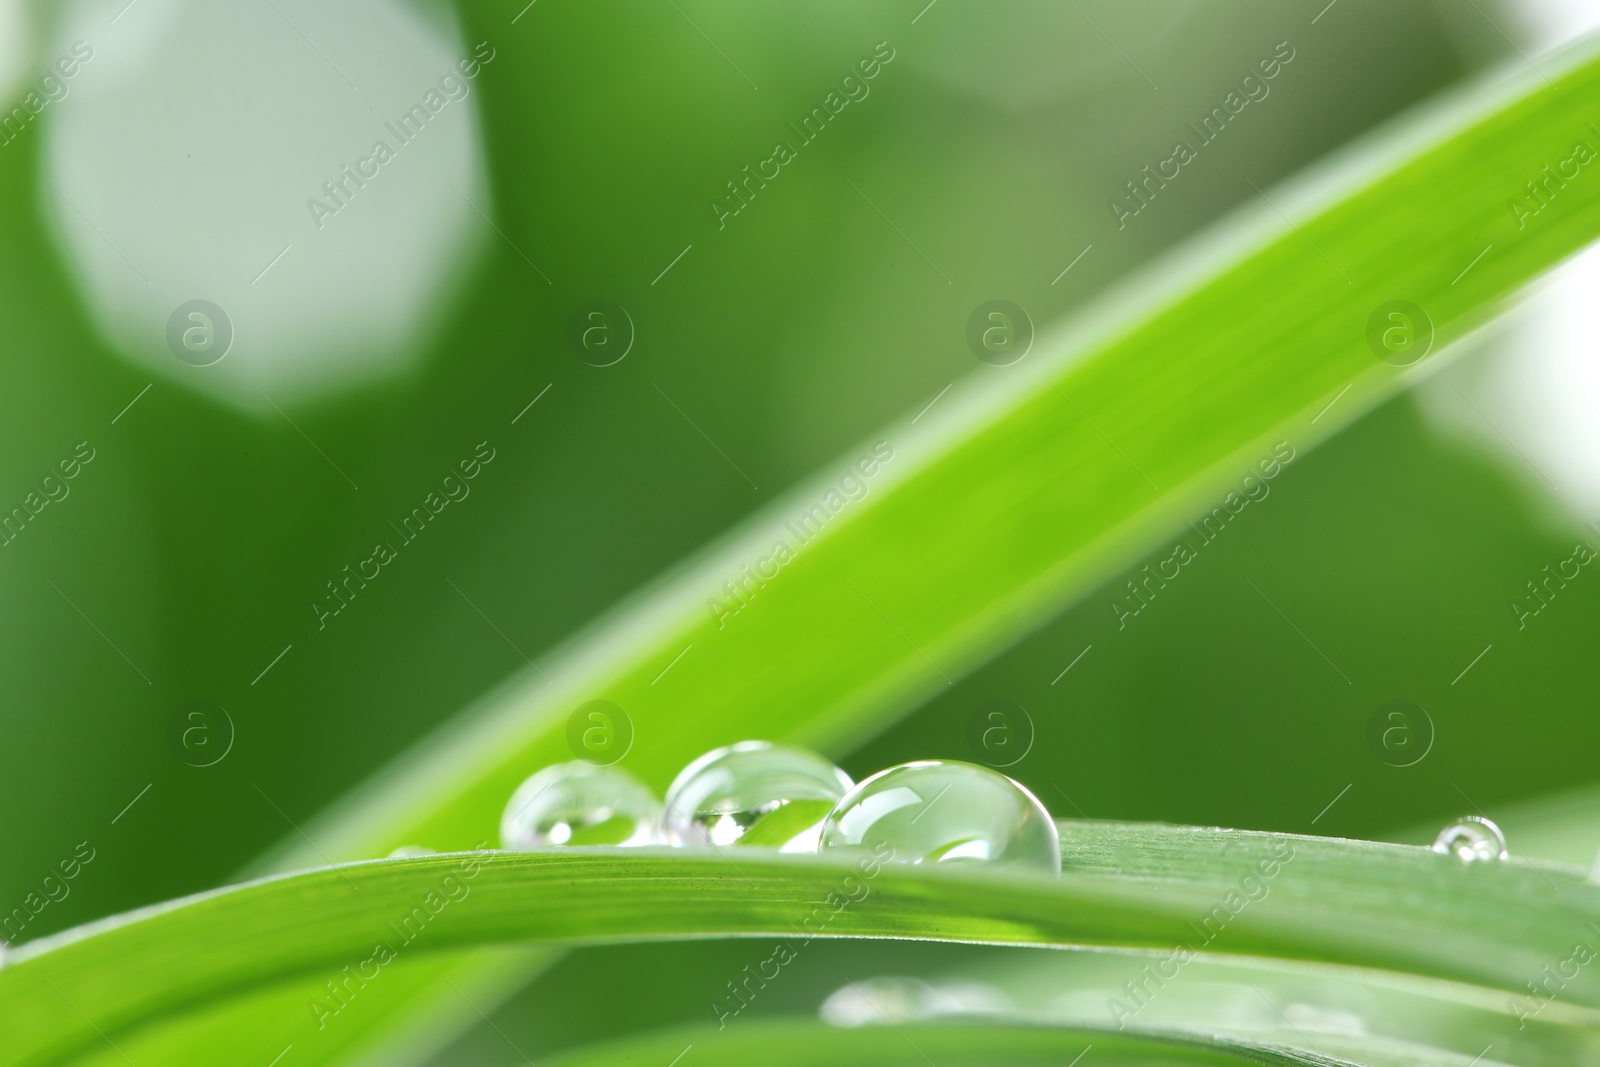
[470,741,1520,879]
[497,741,1063,875]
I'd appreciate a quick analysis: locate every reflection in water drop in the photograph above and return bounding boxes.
[1432,815,1508,862]
[43,0,489,412]
[819,977,1012,1028]
[663,740,852,851]
[819,760,1060,875]
[501,762,661,849]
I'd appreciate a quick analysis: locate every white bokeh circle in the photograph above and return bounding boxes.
[42,0,490,412]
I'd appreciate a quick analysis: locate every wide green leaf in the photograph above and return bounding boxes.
[7,825,1600,1067]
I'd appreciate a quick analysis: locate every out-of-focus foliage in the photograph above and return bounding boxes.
[5,1,1600,1066]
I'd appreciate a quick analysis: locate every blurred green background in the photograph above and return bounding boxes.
[3,0,1598,1061]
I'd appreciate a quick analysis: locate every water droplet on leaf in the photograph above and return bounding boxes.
[1432,815,1507,862]
[501,762,661,848]
[819,760,1059,874]
[664,740,852,851]
[386,845,435,858]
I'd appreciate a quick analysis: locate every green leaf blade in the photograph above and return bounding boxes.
[6,826,1600,1067]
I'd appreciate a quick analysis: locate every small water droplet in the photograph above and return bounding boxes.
[1432,815,1507,862]
[501,762,661,848]
[664,741,852,851]
[387,845,435,859]
[819,760,1060,875]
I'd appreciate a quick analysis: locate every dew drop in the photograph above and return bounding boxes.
[664,741,852,851]
[501,762,661,848]
[819,760,1060,875]
[1431,815,1508,862]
